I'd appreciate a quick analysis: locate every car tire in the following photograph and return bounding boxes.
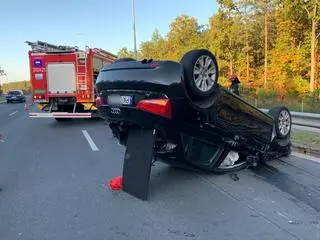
[114,57,136,63]
[180,49,219,98]
[268,106,292,140]
[6,101,10,104]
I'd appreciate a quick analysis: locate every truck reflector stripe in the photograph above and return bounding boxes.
[29,112,92,118]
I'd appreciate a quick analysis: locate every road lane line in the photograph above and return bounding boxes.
[8,111,18,116]
[81,130,99,151]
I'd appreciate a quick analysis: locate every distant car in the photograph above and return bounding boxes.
[6,90,26,103]
[95,49,292,174]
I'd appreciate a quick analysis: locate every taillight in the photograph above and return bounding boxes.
[34,95,45,99]
[136,98,172,119]
[95,96,105,107]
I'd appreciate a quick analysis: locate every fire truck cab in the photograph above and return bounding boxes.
[26,40,117,121]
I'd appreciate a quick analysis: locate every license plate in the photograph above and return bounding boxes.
[108,95,133,106]
[12,97,17,99]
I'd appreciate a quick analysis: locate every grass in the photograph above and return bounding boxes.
[0,95,5,103]
[244,97,320,113]
[291,131,320,149]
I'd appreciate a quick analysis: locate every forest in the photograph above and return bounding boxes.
[0,81,31,95]
[117,0,320,112]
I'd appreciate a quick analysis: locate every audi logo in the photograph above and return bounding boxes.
[110,108,121,114]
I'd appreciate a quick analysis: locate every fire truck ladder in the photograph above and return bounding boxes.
[76,48,88,94]
[25,40,79,53]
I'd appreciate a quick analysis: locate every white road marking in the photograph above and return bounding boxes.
[8,111,18,116]
[291,151,320,164]
[81,130,99,151]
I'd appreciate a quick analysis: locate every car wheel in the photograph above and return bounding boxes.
[6,101,10,104]
[268,106,292,140]
[180,49,219,98]
[114,57,136,63]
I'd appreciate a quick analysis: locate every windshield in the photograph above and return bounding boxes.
[7,91,22,96]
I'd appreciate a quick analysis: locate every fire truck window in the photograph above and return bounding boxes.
[93,71,99,84]
[35,73,43,80]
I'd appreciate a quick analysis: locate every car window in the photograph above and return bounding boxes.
[8,91,22,95]
[188,138,221,166]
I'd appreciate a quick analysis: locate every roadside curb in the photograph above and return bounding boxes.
[0,101,5,104]
[291,151,320,164]
[292,142,320,158]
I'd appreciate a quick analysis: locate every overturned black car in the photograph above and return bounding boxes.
[95,49,292,200]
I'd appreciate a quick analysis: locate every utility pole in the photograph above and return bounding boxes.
[132,0,137,58]
[0,65,4,94]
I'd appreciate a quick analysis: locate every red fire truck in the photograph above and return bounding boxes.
[26,40,117,121]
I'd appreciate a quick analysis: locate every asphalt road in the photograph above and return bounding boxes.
[1,102,320,240]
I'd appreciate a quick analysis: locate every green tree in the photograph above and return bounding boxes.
[166,15,204,60]
[277,0,320,92]
[140,29,168,60]
[117,47,139,59]
[212,1,245,76]
[116,1,320,100]
[303,0,320,92]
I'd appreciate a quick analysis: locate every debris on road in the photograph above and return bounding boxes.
[229,173,240,181]
[109,176,123,190]
[24,103,29,110]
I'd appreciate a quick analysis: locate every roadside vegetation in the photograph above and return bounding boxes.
[0,81,31,95]
[118,0,320,112]
[292,131,320,148]
[291,131,320,157]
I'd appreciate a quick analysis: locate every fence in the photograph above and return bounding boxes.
[244,96,320,113]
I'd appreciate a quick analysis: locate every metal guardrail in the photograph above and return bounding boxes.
[261,108,320,129]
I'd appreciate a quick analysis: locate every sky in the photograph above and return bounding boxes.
[0,0,218,83]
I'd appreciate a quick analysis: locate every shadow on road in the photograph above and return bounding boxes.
[251,161,320,212]
[47,118,106,128]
